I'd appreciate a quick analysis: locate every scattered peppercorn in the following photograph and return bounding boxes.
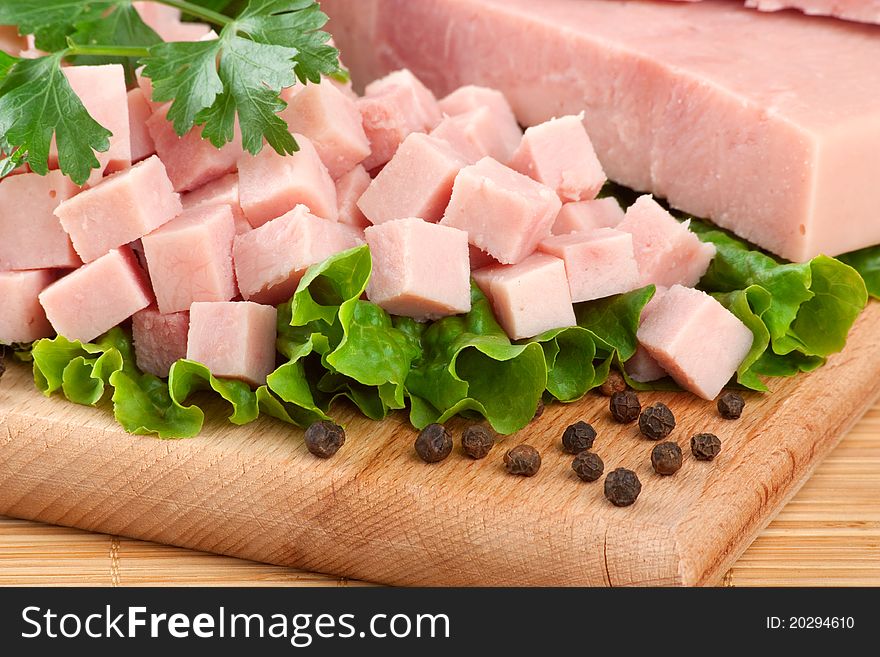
[651,441,683,476]
[504,444,542,477]
[572,451,604,482]
[533,399,545,421]
[600,370,627,397]
[609,390,641,423]
[561,420,597,454]
[691,433,722,461]
[717,392,745,420]
[604,468,642,507]
[415,423,454,463]
[639,402,676,440]
[304,421,346,458]
[461,425,495,460]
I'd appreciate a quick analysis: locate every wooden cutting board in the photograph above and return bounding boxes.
[2,303,879,587]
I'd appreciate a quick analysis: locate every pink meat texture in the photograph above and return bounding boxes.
[438,85,523,162]
[552,198,624,235]
[233,205,364,306]
[39,248,153,344]
[187,301,278,387]
[637,285,754,399]
[141,205,238,315]
[431,107,522,165]
[0,171,80,271]
[0,270,56,344]
[53,155,182,264]
[181,173,251,235]
[473,254,576,340]
[335,165,372,229]
[626,287,670,384]
[132,307,190,378]
[365,218,472,320]
[357,133,468,225]
[666,0,880,25]
[322,0,880,261]
[127,88,156,163]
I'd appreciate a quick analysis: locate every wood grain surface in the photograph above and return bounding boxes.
[2,304,880,586]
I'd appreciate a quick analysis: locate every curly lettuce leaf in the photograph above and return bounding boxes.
[711,287,771,391]
[109,370,204,440]
[168,359,259,425]
[838,246,880,300]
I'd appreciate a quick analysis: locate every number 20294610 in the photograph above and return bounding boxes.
[766,617,855,630]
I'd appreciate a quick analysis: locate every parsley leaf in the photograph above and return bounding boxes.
[0,53,111,185]
[0,1,113,52]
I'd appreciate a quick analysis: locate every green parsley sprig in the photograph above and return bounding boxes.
[0,0,345,185]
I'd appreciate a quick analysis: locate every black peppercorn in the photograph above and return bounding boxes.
[504,444,541,477]
[639,402,676,440]
[461,425,495,459]
[600,370,627,397]
[691,433,722,461]
[651,441,683,476]
[571,451,604,482]
[532,398,545,421]
[415,423,453,463]
[609,390,641,423]
[717,392,745,420]
[304,421,346,458]
[561,420,597,454]
[604,468,642,507]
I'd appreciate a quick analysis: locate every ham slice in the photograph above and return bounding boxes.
[322,0,880,261]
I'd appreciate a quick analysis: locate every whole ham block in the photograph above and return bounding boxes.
[322,0,880,261]
[538,228,640,302]
[335,165,372,229]
[147,105,244,193]
[473,254,575,340]
[238,134,338,227]
[509,115,606,203]
[430,107,522,165]
[358,69,442,170]
[637,285,753,400]
[617,196,715,288]
[127,88,156,163]
[141,205,238,315]
[187,301,278,387]
[52,65,130,187]
[281,79,371,179]
[54,155,182,263]
[358,133,468,225]
[182,173,251,235]
[441,157,561,265]
[0,171,80,271]
[0,270,56,344]
[365,217,471,320]
[552,198,624,235]
[745,0,880,26]
[234,205,364,306]
[131,306,189,378]
[39,247,153,344]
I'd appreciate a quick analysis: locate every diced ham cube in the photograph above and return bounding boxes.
[537,228,640,302]
[280,80,371,179]
[439,86,520,133]
[132,306,189,378]
[335,165,371,229]
[51,65,130,186]
[54,155,182,263]
[233,205,364,306]
[0,26,25,56]
[160,21,212,42]
[39,247,153,344]
[552,198,624,235]
[146,104,244,192]
[182,173,250,235]
[431,106,523,165]
[357,133,467,225]
[141,205,237,315]
[468,245,499,271]
[0,270,56,344]
[473,254,576,340]
[238,134,338,227]
[136,70,162,112]
[365,217,471,320]
[637,285,753,400]
[358,69,442,170]
[626,286,669,384]
[127,88,156,163]
[617,195,716,288]
[133,1,211,41]
[187,301,278,387]
[441,157,561,265]
[0,171,80,271]
[509,115,605,203]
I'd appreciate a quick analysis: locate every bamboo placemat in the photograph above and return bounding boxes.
[1,402,878,587]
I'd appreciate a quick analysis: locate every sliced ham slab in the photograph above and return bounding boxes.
[322,0,880,261]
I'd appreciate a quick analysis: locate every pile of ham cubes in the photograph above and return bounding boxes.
[0,15,753,401]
